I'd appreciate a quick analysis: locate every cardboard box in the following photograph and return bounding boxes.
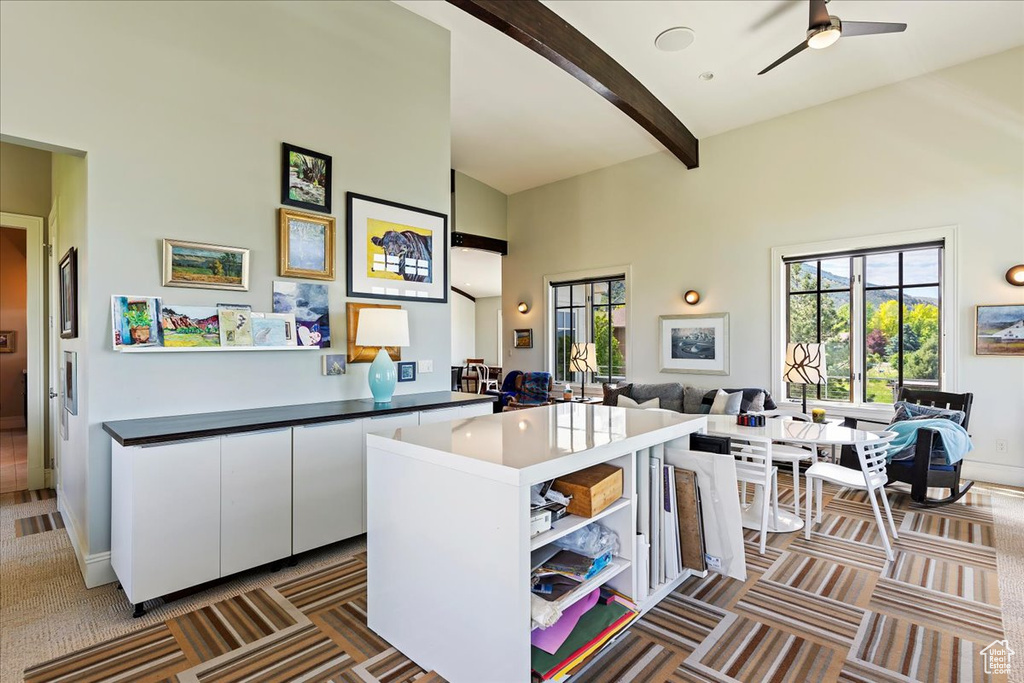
[552,464,623,517]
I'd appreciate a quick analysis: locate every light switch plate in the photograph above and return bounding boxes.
[418,360,434,373]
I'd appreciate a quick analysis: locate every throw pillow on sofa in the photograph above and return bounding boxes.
[602,382,633,407]
[700,388,778,413]
[709,389,743,415]
[617,395,661,409]
[890,400,965,425]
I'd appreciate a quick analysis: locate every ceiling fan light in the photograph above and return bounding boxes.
[808,26,841,49]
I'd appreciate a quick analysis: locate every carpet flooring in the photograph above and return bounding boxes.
[2,477,1020,683]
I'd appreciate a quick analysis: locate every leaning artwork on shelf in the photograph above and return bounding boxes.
[273,281,331,348]
[218,306,254,347]
[976,304,1024,356]
[111,295,163,349]
[161,305,221,347]
[252,312,297,347]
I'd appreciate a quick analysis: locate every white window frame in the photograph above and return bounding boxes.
[544,265,632,390]
[770,226,958,419]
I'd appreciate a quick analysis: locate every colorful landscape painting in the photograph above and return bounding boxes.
[161,305,220,347]
[977,305,1024,356]
[366,219,433,283]
[273,281,331,348]
[111,296,163,349]
[164,240,247,290]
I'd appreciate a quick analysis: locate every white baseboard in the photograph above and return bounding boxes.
[57,487,117,588]
[962,460,1024,488]
[0,415,24,430]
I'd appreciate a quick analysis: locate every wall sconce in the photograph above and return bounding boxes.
[517,302,529,313]
[1007,265,1024,286]
[683,290,700,305]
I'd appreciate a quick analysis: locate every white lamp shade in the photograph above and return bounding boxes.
[570,343,598,372]
[355,308,410,347]
[784,342,826,384]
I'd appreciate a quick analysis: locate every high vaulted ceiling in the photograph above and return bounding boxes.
[396,0,1024,195]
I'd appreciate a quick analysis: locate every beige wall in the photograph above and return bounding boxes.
[0,228,27,421]
[505,48,1024,485]
[454,170,507,241]
[0,142,51,219]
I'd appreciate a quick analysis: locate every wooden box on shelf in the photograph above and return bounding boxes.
[552,464,623,517]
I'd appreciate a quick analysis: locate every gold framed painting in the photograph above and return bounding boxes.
[0,331,14,353]
[346,302,401,363]
[162,239,250,291]
[279,208,335,281]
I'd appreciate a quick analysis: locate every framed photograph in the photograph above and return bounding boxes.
[273,281,331,348]
[322,354,347,376]
[514,329,533,349]
[111,296,163,349]
[397,361,417,383]
[282,142,332,213]
[278,209,335,280]
[162,239,250,291]
[59,247,78,338]
[976,304,1024,356]
[346,302,401,363]
[63,351,78,416]
[0,331,14,353]
[346,192,448,303]
[659,313,730,375]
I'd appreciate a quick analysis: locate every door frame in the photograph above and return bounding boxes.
[47,201,60,490]
[0,211,46,490]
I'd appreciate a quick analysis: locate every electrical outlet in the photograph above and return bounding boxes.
[418,360,433,373]
[995,439,1008,453]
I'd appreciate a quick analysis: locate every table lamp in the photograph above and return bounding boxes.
[570,342,598,400]
[784,342,826,416]
[355,308,410,404]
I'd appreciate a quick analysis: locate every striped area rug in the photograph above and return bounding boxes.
[1,488,56,506]
[21,483,1011,682]
[14,511,64,537]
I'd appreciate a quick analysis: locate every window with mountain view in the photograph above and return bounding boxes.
[786,244,942,404]
[552,277,626,386]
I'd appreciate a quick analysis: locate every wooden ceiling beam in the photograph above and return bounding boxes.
[447,0,699,168]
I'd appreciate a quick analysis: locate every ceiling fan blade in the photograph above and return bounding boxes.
[809,0,830,28]
[758,41,809,75]
[841,21,908,37]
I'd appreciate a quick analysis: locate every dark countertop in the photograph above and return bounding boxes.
[103,391,497,447]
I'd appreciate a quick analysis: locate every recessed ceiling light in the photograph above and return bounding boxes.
[464,282,471,286]
[698,72,714,81]
[655,27,695,52]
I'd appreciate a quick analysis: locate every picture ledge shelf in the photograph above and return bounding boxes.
[117,346,319,353]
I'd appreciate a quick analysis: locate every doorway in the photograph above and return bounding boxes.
[451,247,503,391]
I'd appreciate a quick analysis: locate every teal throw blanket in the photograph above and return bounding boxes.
[885,419,973,465]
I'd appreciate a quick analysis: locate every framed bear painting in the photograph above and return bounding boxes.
[346,192,448,303]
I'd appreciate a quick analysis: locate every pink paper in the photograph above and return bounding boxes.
[531,588,601,654]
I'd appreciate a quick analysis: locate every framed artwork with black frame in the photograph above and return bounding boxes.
[397,361,417,382]
[282,142,332,214]
[346,192,448,303]
[59,247,78,339]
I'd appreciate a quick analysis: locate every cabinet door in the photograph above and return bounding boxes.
[362,412,420,532]
[293,420,364,554]
[221,428,292,576]
[456,402,494,420]
[126,437,221,604]
[419,407,462,425]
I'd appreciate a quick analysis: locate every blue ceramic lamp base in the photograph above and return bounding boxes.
[368,347,398,404]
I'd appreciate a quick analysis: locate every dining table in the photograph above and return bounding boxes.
[702,414,881,533]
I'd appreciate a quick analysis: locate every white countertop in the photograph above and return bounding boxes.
[365,404,707,486]
[702,414,880,445]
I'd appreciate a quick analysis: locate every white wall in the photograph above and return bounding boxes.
[474,296,502,366]
[505,48,1024,485]
[451,292,476,365]
[0,0,451,571]
[454,170,507,241]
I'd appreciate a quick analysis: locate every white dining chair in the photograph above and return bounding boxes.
[731,436,779,555]
[467,363,498,394]
[804,431,899,560]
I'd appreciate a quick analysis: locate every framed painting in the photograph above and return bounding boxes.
[273,281,331,348]
[162,239,250,291]
[282,142,331,214]
[976,304,1024,356]
[0,331,14,353]
[59,247,78,338]
[160,305,221,347]
[111,296,163,349]
[252,312,297,347]
[322,354,347,376]
[278,209,335,280]
[514,329,533,349]
[346,302,401,363]
[63,351,78,416]
[397,361,417,382]
[346,192,448,303]
[659,313,730,375]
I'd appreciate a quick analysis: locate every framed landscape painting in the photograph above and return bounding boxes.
[282,142,332,214]
[659,313,729,375]
[162,239,249,291]
[976,304,1024,356]
[346,192,448,303]
[161,305,220,347]
[514,329,533,349]
[278,209,335,280]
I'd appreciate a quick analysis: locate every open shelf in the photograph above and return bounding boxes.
[118,345,319,353]
[531,556,631,630]
[530,497,630,551]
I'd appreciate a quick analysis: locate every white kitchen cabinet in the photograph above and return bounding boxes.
[362,412,420,532]
[220,428,293,576]
[292,419,364,553]
[111,437,221,615]
[418,407,462,425]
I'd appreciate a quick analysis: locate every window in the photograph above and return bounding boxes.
[785,242,942,404]
[552,277,626,385]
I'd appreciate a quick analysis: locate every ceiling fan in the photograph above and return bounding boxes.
[758,0,907,75]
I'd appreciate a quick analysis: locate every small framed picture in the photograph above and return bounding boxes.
[282,142,332,214]
[397,361,417,382]
[659,313,729,375]
[59,247,78,338]
[279,209,336,281]
[514,328,533,349]
[0,331,14,353]
[63,351,78,416]
[976,304,1024,356]
[321,354,347,376]
[162,239,250,291]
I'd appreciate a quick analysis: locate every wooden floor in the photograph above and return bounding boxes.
[0,427,27,493]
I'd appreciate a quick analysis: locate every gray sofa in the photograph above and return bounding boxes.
[602,382,778,414]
